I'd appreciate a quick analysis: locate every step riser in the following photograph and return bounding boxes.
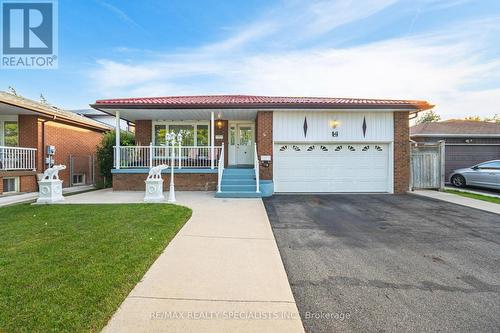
[221,185,257,191]
[223,171,255,176]
[221,180,256,186]
[222,175,256,180]
[215,191,262,198]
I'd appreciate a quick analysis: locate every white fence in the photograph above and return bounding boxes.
[0,146,37,171]
[114,145,222,169]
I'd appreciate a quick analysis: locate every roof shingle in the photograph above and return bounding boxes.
[94,94,433,110]
[411,120,500,136]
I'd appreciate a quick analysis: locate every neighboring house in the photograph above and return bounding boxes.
[0,91,110,195]
[411,120,500,180]
[91,95,433,197]
[71,109,132,132]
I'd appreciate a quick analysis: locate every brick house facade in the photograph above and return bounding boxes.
[92,95,432,196]
[0,92,109,195]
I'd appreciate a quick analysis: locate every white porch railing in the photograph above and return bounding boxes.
[217,143,224,193]
[0,146,37,171]
[254,143,260,193]
[114,145,222,169]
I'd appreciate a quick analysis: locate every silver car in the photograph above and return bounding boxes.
[450,160,500,190]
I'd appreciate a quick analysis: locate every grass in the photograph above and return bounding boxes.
[0,203,192,333]
[445,189,500,204]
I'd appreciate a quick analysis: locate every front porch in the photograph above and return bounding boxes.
[107,105,272,197]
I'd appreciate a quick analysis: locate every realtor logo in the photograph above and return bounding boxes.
[1,0,58,69]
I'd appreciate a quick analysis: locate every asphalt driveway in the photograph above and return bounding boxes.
[264,194,500,333]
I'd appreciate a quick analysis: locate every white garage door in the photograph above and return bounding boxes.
[274,143,391,193]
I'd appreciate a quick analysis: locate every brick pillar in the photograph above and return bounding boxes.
[256,111,273,180]
[135,120,152,145]
[18,115,43,171]
[215,120,228,166]
[394,111,410,193]
[0,176,3,194]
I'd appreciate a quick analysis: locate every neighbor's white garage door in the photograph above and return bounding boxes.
[274,143,391,192]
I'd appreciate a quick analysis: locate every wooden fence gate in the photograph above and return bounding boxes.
[410,141,445,190]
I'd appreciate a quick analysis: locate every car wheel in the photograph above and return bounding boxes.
[451,175,466,188]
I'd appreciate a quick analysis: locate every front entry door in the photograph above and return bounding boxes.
[236,124,254,165]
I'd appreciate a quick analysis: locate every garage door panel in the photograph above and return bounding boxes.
[274,143,390,192]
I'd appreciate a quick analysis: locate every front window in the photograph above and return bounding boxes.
[153,123,209,146]
[1,121,18,146]
[169,125,195,146]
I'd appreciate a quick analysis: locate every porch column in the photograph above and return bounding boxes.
[210,111,215,169]
[115,111,120,169]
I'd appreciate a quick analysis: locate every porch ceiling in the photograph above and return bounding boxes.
[95,108,258,122]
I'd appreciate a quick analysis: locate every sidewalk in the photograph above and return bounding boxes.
[0,185,95,207]
[412,190,500,215]
[75,190,305,332]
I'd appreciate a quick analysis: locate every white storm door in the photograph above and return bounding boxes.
[236,124,254,165]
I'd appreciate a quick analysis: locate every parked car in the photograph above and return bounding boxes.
[450,160,500,190]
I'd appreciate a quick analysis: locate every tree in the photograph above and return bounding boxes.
[96,130,135,187]
[464,116,482,121]
[484,114,500,123]
[416,110,441,124]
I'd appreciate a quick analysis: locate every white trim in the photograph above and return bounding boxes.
[228,120,255,166]
[2,176,20,193]
[0,118,19,147]
[389,141,394,194]
[151,120,211,146]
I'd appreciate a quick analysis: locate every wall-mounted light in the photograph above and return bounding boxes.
[329,119,340,129]
[216,119,224,129]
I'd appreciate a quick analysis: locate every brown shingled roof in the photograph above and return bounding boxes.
[411,120,500,136]
[0,91,111,131]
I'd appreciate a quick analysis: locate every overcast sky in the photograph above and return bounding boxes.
[2,0,500,119]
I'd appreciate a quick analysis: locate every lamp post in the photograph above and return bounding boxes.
[166,132,180,203]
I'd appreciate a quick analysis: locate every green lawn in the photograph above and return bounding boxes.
[445,189,500,204]
[0,204,192,333]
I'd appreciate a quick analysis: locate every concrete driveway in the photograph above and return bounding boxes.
[263,194,500,333]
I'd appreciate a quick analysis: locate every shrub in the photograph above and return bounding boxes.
[96,131,135,187]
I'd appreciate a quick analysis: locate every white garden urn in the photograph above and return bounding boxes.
[36,165,66,204]
[144,164,168,203]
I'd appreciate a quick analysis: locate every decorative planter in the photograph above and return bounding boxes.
[144,179,165,203]
[36,179,64,204]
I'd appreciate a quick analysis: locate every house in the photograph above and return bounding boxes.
[71,108,133,132]
[91,95,433,197]
[0,91,111,195]
[411,120,500,180]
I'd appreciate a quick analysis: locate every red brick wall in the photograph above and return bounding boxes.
[135,120,152,145]
[256,111,273,180]
[0,171,38,193]
[394,111,410,193]
[113,172,217,191]
[215,120,228,166]
[44,122,103,187]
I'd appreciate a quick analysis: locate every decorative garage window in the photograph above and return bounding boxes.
[292,145,301,151]
[307,145,315,151]
[279,145,288,151]
[362,145,370,151]
[348,145,356,151]
[334,145,342,151]
[320,145,328,151]
[375,145,383,151]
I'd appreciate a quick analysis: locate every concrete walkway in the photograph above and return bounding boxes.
[65,190,304,333]
[412,190,500,215]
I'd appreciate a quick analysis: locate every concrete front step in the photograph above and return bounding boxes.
[215,191,262,198]
[221,184,257,192]
[223,168,255,175]
[221,179,257,186]
[222,174,256,180]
